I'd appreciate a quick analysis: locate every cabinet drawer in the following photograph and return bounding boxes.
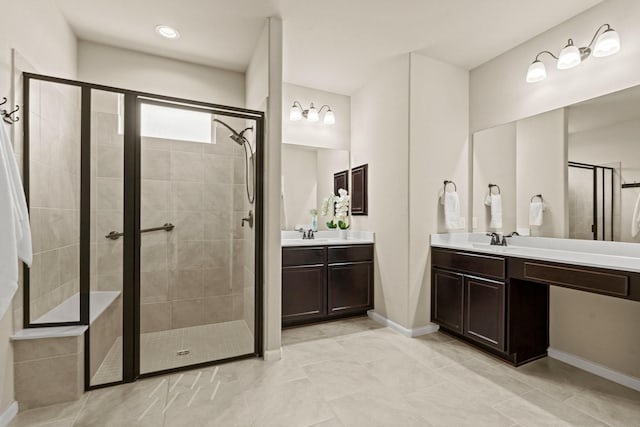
[282,247,326,267]
[524,262,629,297]
[432,249,505,280]
[328,245,373,264]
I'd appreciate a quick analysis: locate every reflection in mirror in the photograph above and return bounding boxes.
[473,85,640,243]
[281,144,349,231]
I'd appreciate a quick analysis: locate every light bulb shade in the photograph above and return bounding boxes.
[526,60,547,83]
[323,109,335,125]
[593,28,620,57]
[307,105,319,122]
[289,105,302,121]
[557,43,581,69]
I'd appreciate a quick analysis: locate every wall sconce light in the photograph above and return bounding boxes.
[526,24,620,83]
[289,101,335,124]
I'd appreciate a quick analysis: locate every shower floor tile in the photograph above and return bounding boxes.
[91,320,254,385]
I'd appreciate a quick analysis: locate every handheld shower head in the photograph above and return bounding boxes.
[213,118,253,146]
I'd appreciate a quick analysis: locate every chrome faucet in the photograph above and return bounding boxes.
[296,227,308,239]
[307,229,315,240]
[486,232,501,246]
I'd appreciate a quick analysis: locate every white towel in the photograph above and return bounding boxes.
[529,201,544,227]
[489,194,503,229]
[444,191,460,230]
[632,193,640,238]
[0,122,32,318]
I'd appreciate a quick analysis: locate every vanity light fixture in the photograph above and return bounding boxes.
[289,101,335,125]
[526,24,620,83]
[155,25,180,39]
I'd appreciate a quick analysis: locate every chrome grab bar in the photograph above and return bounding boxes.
[104,223,175,240]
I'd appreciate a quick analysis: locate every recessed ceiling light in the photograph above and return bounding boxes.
[155,25,180,39]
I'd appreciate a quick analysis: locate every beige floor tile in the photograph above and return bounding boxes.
[303,357,384,401]
[243,378,334,427]
[315,316,384,338]
[502,357,614,401]
[308,417,345,427]
[74,377,168,427]
[282,338,349,367]
[336,331,408,363]
[494,389,609,427]
[406,382,514,427]
[329,388,429,427]
[564,380,640,427]
[7,396,87,427]
[365,355,447,394]
[282,323,329,346]
[163,377,252,427]
[435,357,533,406]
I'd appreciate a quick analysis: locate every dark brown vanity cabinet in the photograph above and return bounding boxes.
[431,248,547,365]
[282,244,374,327]
[432,269,464,334]
[463,276,505,351]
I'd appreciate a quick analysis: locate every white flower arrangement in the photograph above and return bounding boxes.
[334,188,350,230]
[321,188,350,230]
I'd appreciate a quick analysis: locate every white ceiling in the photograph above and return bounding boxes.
[55,0,602,95]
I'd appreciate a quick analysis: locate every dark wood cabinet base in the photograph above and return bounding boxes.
[282,244,374,328]
[431,248,549,366]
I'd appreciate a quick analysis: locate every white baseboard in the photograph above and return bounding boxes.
[0,401,18,427]
[548,348,640,392]
[263,348,282,361]
[367,310,439,337]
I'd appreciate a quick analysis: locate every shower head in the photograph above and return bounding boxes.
[213,118,253,146]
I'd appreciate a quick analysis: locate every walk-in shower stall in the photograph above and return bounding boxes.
[568,161,614,241]
[21,73,263,389]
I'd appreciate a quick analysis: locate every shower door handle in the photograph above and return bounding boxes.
[105,223,176,240]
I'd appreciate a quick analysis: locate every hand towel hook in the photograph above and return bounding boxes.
[1,103,20,124]
[488,183,501,195]
[443,180,457,192]
[531,194,543,203]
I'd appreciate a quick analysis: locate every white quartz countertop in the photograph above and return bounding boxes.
[282,230,374,247]
[431,233,640,273]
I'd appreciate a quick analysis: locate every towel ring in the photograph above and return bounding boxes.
[443,180,456,192]
[488,183,501,195]
[531,194,543,203]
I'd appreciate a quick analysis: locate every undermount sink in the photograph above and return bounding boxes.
[471,243,513,252]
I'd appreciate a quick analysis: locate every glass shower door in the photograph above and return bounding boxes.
[138,100,256,374]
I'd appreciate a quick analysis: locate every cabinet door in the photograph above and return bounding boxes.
[464,276,505,351]
[431,269,464,334]
[328,262,373,316]
[282,265,326,326]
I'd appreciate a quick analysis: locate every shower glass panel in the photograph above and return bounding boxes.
[568,162,614,240]
[89,89,124,386]
[139,101,256,374]
[27,79,82,325]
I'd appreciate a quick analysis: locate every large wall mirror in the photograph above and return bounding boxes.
[472,84,640,243]
[281,144,349,230]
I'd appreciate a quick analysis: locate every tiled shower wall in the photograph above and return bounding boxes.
[23,80,81,323]
[139,127,248,332]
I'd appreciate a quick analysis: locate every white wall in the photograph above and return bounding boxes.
[471,0,640,132]
[282,83,350,150]
[472,123,517,233]
[316,148,349,230]
[350,53,468,330]
[408,53,469,328]
[0,0,77,417]
[516,109,568,237]
[281,145,317,229]
[78,41,245,107]
[470,0,639,379]
[245,18,283,358]
[351,55,410,326]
